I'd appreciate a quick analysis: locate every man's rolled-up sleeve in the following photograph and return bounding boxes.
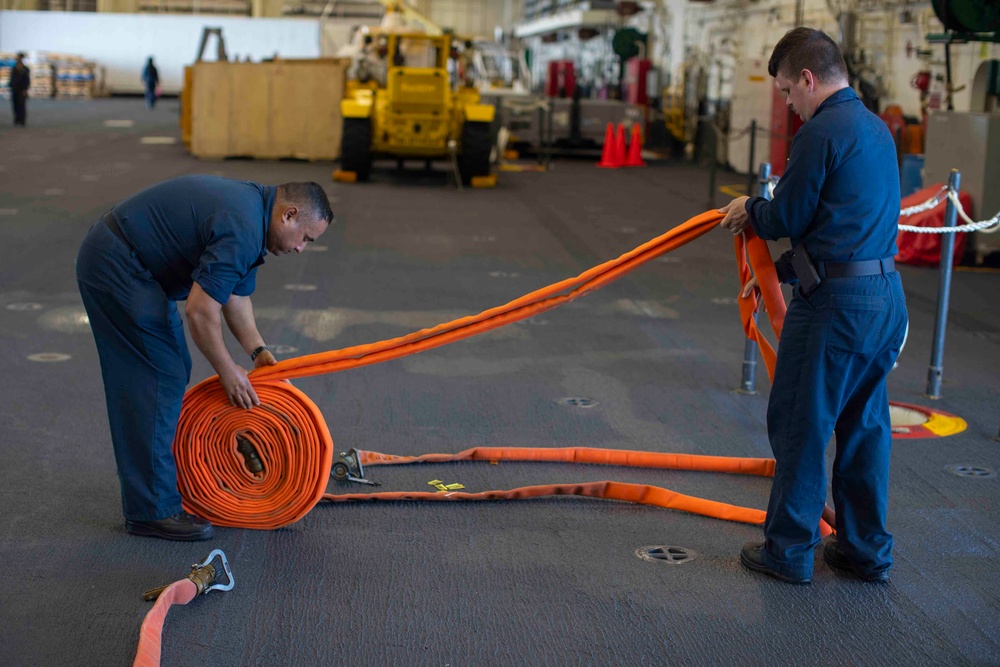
[191,214,254,305]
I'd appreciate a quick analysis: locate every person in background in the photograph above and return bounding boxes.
[9,52,30,126]
[141,57,159,109]
[718,27,907,585]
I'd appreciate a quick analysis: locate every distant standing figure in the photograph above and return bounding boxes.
[142,57,159,109]
[9,52,30,126]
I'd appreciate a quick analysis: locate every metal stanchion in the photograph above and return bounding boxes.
[537,105,546,167]
[746,120,757,198]
[926,169,960,399]
[707,123,717,209]
[545,102,554,169]
[738,161,772,394]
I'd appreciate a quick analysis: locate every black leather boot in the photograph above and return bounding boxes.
[125,510,214,541]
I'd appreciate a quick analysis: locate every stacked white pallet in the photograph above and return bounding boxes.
[51,54,97,99]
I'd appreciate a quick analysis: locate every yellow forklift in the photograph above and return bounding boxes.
[338,31,496,186]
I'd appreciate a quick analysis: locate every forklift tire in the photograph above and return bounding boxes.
[458,121,492,186]
[341,118,372,182]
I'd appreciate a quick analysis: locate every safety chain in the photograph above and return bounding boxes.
[898,186,1000,234]
[703,118,795,143]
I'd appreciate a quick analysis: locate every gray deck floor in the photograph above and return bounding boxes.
[1,98,999,667]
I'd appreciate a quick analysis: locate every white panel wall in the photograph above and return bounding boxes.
[0,10,322,94]
[682,0,1000,121]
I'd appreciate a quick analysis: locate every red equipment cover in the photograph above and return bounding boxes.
[896,184,973,267]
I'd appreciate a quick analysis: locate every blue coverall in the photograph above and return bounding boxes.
[745,87,908,580]
[142,60,159,109]
[76,175,275,522]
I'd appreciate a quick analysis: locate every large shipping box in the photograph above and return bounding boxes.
[191,59,347,161]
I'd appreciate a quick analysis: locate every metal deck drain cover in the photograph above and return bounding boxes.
[946,464,996,479]
[636,545,697,564]
[557,397,597,408]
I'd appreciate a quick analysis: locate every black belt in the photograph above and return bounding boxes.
[817,257,895,280]
[102,211,131,249]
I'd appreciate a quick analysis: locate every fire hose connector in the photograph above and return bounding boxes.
[236,435,264,475]
[332,448,379,486]
[142,549,235,601]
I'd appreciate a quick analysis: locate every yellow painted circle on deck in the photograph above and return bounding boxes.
[890,401,968,439]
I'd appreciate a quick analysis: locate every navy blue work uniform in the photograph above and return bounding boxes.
[10,61,30,126]
[745,87,908,580]
[76,175,275,522]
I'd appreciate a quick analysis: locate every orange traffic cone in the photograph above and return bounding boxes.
[597,122,620,168]
[614,123,627,164]
[624,123,646,167]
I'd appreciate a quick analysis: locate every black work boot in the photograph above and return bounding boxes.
[126,510,214,541]
[823,539,890,583]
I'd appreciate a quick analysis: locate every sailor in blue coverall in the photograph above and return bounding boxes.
[76,175,333,541]
[719,28,907,583]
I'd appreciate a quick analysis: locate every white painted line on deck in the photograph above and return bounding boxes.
[28,352,71,362]
[140,136,178,145]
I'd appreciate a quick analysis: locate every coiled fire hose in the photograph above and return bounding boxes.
[171,209,825,532]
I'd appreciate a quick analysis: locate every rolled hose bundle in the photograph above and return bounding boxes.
[175,378,332,529]
[172,211,796,531]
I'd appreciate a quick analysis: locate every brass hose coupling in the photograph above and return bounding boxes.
[142,549,235,601]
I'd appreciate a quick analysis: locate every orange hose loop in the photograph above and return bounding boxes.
[345,447,832,536]
[360,446,776,477]
[175,378,333,529]
[735,229,786,382]
[132,579,197,667]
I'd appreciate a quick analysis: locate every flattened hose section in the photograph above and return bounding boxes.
[171,210,803,531]
[331,446,833,535]
[132,579,198,667]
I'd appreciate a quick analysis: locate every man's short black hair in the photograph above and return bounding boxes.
[278,182,334,225]
[16,52,25,59]
[768,27,848,85]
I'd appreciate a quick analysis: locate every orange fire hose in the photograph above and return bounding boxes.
[173,211,822,534]
[133,579,197,667]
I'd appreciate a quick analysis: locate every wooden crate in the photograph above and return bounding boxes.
[190,59,347,161]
